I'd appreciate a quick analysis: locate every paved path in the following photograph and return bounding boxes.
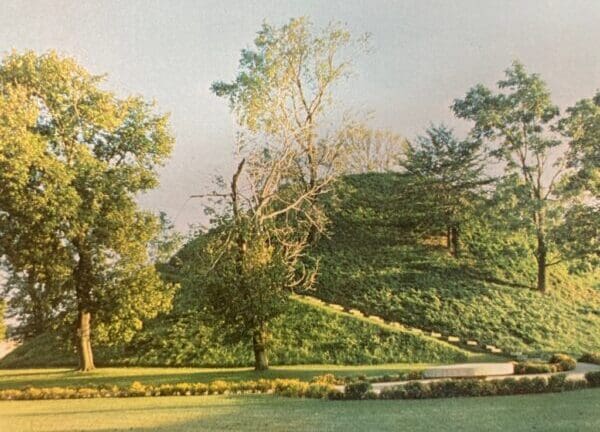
[337,362,600,394]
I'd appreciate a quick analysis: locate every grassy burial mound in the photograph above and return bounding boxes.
[0,295,471,369]
[309,173,600,355]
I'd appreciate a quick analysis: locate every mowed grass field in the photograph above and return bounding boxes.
[1,390,599,432]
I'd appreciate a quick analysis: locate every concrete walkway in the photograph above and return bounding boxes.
[338,362,600,394]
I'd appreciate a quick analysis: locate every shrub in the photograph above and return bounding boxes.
[305,383,336,399]
[191,383,208,395]
[428,379,496,398]
[585,371,600,387]
[311,374,340,385]
[579,352,600,365]
[547,373,568,392]
[406,370,424,380]
[128,381,147,397]
[379,385,406,400]
[562,379,588,391]
[401,381,430,399]
[208,380,229,395]
[514,362,555,374]
[344,381,372,400]
[549,353,577,372]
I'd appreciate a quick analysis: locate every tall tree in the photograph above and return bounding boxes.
[190,139,328,370]
[0,51,175,370]
[556,92,600,269]
[211,17,368,240]
[401,125,489,257]
[453,62,567,292]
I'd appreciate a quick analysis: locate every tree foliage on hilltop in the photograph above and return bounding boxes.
[453,61,598,291]
[401,125,491,257]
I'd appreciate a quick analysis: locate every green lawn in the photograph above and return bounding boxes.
[1,389,599,431]
[0,364,440,390]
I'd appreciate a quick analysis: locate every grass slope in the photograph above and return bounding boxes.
[0,297,471,369]
[310,173,600,355]
[2,390,600,432]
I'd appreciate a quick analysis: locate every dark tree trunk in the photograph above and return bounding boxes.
[77,309,95,371]
[536,231,547,293]
[252,327,269,371]
[74,240,95,371]
[451,225,460,258]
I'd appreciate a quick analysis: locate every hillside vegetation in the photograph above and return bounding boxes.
[308,173,600,355]
[0,295,470,369]
[3,172,598,369]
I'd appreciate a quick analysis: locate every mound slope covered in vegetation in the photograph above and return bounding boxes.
[308,173,600,355]
[3,173,598,368]
[0,296,469,368]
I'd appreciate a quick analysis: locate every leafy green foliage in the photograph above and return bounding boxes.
[586,371,600,387]
[401,125,490,257]
[377,375,586,400]
[309,173,600,355]
[0,51,176,369]
[514,362,555,375]
[580,352,600,365]
[549,353,577,372]
[453,62,563,291]
[343,381,372,399]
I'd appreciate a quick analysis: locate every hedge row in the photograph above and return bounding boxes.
[321,371,600,401]
[514,353,577,375]
[580,352,600,365]
[3,372,599,402]
[0,378,339,401]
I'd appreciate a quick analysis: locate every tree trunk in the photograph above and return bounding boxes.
[451,225,460,258]
[74,240,95,372]
[446,226,452,250]
[536,231,547,293]
[77,309,95,371]
[252,328,269,371]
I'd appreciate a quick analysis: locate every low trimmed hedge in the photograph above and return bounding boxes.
[2,371,598,402]
[0,377,339,401]
[580,352,600,365]
[339,370,424,384]
[585,371,600,387]
[370,374,590,401]
[549,353,577,372]
[514,362,555,374]
[514,353,577,375]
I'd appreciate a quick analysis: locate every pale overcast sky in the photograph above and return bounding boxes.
[2,0,600,232]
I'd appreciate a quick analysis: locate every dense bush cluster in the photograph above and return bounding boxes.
[579,352,600,365]
[514,354,577,375]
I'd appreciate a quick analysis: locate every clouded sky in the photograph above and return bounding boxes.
[2,0,600,231]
